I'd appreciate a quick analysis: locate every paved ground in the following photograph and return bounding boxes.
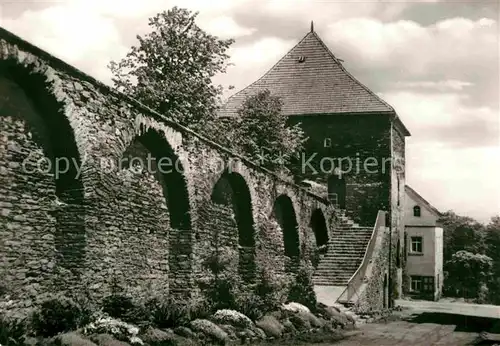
[395,299,500,319]
[334,320,479,345]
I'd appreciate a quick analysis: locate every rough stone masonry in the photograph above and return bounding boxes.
[0,28,340,310]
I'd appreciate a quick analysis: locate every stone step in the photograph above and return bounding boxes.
[314,269,359,275]
[318,261,363,267]
[314,280,349,286]
[313,209,372,290]
[313,270,357,276]
[322,254,364,259]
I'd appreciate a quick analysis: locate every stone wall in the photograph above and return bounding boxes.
[0,32,337,309]
[288,114,392,227]
[390,123,406,300]
[356,225,391,313]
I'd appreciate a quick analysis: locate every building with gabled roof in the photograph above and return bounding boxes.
[219,24,410,135]
[404,185,444,301]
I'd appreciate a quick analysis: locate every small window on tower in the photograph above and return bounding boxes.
[297,56,306,63]
[413,205,421,217]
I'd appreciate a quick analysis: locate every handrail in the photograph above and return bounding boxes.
[336,210,386,304]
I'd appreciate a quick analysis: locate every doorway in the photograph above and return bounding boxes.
[327,174,346,209]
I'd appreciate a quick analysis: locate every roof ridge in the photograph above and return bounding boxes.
[223,31,315,108]
[310,31,395,114]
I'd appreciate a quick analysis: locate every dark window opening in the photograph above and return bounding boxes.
[411,276,434,293]
[413,205,421,217]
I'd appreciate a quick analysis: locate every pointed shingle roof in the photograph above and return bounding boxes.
[220,29,404,124]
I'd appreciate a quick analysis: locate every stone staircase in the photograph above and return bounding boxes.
[313,210,373,286]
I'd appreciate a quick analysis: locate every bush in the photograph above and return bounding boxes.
[145,296,212,329]
[0,314,28,345]
[287,265,317,312]
[102,294,147,323]
[254,268,290,314]
[234,291,264,321]
[32,295,93,337]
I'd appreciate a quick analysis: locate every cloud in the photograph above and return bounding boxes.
[0,3,126,85]
[198,16,256,38]
[382,91,499,148]
[325,17,497,75]
[407,142,500,223]
[392,80,473,91]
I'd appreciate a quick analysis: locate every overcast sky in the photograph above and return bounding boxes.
[0,0,498,223]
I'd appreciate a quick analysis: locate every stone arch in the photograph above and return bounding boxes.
[122,129,192,230]
[121,128,192,296]
[310,208,329,248]
[273,194,300,273]
[211,170,256,282]
[0,62,86,274]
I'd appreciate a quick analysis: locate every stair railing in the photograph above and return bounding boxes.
[336,210,387,305]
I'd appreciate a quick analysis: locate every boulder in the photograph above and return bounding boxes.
[218,324,238,341]
[190,319,229,345]
[251,327,267,340]
[281,319,297,334]
[140,327,175,345]
[53,332,97,346]
[174,326,196,339]
[289,312,311,331]
[282,302,311,314]
[89,334,131,346]
[255,315,284,338]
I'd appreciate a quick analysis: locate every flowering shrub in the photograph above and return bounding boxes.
[211,309,253,328]
[82,316,141,344]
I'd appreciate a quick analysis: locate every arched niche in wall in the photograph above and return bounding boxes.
[0,62,86,272]
[211,170,256,282]
[121,128,192,296]
[310,208,329,248]
[122,129,192,230]
[273,194,300,273]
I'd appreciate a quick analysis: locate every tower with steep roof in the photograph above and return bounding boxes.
[220,26,411,302]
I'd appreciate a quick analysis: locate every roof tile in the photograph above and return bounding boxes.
[220,31,395,117]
